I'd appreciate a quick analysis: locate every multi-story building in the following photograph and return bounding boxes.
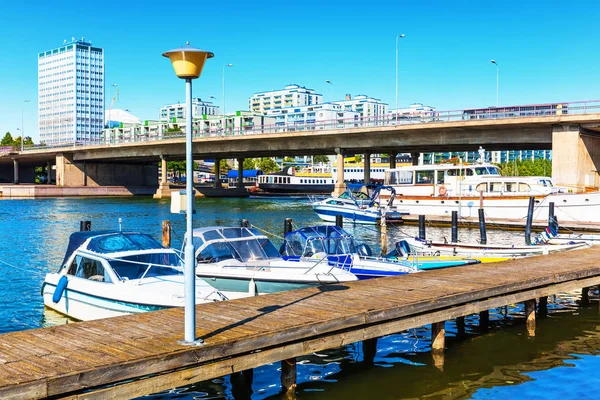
[249,84,322,114]
[266,103,359,131]
[159,98,219,121]
[389,103,437,122]
[38,38,104,145]
[490,150,552,164]
[334,94,388,121]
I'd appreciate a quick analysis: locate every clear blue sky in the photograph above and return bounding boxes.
[0,0,598,142]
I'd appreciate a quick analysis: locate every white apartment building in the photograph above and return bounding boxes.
[389,103,437,122]
[334,94,388,120]
[249,84,322,114]
[266,103,359,131]
[38,38,104,145]
[159,98,219,121]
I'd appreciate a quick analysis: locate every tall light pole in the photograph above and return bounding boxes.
[222,63,233,132]
[21,99,30,151]
[395,33,405,123]
[108,84,118,128]
[163,42,213,345]
[325,80,333,102]
[491,59,499,107]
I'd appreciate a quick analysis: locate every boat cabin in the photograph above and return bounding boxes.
[190,227,281,263]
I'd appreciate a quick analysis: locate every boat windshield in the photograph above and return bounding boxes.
[108,252,182,280]
[197,238,280,263]
[303,236,357,256]
[88,233,164,254]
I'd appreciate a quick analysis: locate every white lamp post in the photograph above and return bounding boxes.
[21,99,30,151]
[108,84,118,128]
[222,63,233,133]
[395,34,405,123]
[163,42,213,344]
[491,59,499,107]
[325,80,333,102]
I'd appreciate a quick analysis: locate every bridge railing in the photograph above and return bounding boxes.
[22,99,600,151]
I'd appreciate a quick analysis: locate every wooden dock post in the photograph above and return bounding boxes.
[362,338,378,365]
[456,316,466,339]
[335,214,343,228]
[524,299,536,336]
[525,197,535,245]
[479,310,489,332]
[281,358,297,397]
[418,215,426,240]
[284,218,293,236]
[241,219,251,228]
[431,321,445,369]
[478,208,487,245]
[230,369,254,398]
[80,220,91,231]
[538,296,548,318]
[581,287,590,305]
[162,220,171,247]
[380,215,387,255]
[451,211,458,243]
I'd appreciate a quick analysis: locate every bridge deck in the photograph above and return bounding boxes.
[2,246,600,399]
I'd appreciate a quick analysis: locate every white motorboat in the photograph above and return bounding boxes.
[42,231,248,321]
[382,148,600,223]
[311,185,407,225]
[188,226,358,294]
[397,236,590,259]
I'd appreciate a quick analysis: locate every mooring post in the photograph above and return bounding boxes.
[456,316,466,339]
[335,214,343,228]
[380,214,387,256]
[525,299,536,336]
[284,218,293,236]
[230,369,254,399]
[418,215,426,240]
[80,220,91,231]
[362,338,378,365]
[479,310,489,333]
[478,208,487,245]
[451,211,458,243]
[281,358,297,396]
[538,296,548,318]
[162,220,171,247]
[581,287,590,306]
[525,196,535,245]
[431,321,445,369]
[241,218,250,228]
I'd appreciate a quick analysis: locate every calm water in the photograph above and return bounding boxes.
[1,196,599,399]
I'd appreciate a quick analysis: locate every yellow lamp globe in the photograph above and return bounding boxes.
[162,42,214,79]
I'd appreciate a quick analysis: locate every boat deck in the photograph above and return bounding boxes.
[2,246,600,399]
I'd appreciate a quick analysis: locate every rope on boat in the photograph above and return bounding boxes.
[250,224,285,240]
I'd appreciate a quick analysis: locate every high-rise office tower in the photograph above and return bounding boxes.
[38,37,104,145]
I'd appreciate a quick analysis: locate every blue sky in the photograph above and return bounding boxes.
[0,0,598,141]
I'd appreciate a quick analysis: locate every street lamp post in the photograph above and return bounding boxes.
[325,80,333,102]
[163,42,213,345]
[491,60,499,107]
[222,63,233,133]
[395,34,405,123]
[108,84,118,129]
[21,99,30,151]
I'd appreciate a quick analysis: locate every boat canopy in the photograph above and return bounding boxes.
[61,231,165,266]
[191,227,281,263]
[283,226,357,257]
[226,169,263,179]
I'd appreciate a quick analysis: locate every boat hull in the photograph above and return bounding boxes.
[199,275,320,294]
[312,205,380,224]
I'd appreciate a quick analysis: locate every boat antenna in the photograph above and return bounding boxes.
[118,218,123,232]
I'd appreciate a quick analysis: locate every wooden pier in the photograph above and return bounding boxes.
[2,246,600,399]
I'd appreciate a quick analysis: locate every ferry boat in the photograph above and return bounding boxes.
[382,150,600,223]
[257,167,334,194]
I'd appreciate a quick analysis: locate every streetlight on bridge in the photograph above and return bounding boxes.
[325,80,333,102]
[395,33,405,123]
[163,42,213,345]
[222,63,233,132]
[491,59,499,107]
[21,99,30,152]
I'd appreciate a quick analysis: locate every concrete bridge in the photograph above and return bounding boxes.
[2,105,600,197]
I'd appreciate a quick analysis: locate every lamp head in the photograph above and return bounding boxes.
[399,34,405,38]
[163,42,214,79]
[491,59,497,65]
[326,80,332,84]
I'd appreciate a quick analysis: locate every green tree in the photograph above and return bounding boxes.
[353,154,363,163]
[1,132,13,146]
[211,160,231,173]
[243,158,256,170]
[312,155,330,164]
[257,157,278,173]
[494,159,551,177]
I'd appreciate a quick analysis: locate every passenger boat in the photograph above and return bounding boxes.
[311,185,407,225]
[42,231,248,321]
[188,226,357,294]
[397,237,590,259]
[382,148,600,223]
[257,167,334,194]
[281,226,479,278]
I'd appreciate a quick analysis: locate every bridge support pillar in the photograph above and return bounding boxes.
[280,358,296,396]
[389,152,397,169]
[431,321,445,370]
[46,161,52,184]
[332,150,346,197]
[411,152,419,166]
[237,157,244,189]
[363,153,371,184]
[154,156,171,198]
[12,159,19,184]
[214,157,221,189]
[552,125,600,192]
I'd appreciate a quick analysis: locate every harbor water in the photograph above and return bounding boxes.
[1,197,600,399]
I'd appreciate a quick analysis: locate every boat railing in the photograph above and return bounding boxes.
[303,254,343,276]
